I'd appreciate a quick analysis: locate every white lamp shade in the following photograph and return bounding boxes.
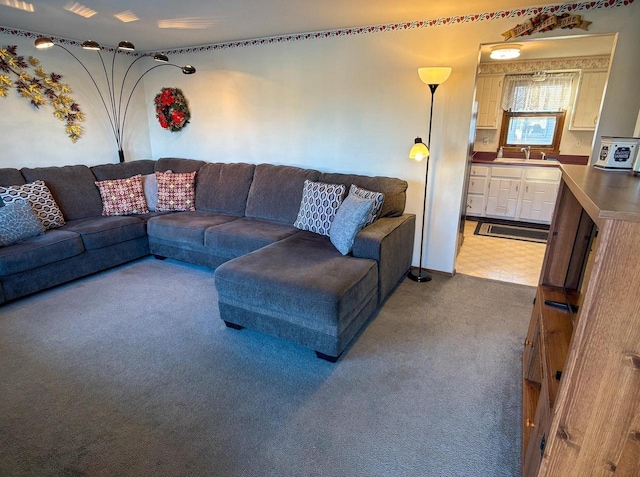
[409,141,429,161]
[418,67,452,86]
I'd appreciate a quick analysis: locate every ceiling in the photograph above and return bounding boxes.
[1,0,564,51]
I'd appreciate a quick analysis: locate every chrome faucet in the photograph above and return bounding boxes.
[540,151,546,161]
[521,146,531,161]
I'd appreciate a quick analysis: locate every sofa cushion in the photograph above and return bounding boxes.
[155,158,206,173]
[349,184,384,226]
[155,171,196,212]
[293,180,345,236]
[20,165,103,220]
[330,194,375,255]
[95,175,149,216]
[0,168,25,187]
[0,201,46,246]
[215,231,378,331]
[91,160,156,181]
[147,211,240,245]
[245,164,320,224]
[319,172,408,218]
[204,217,299,259]
[141,173,158,212]
[0,229,84,276]
[195,162,255,215]
[61,216,147,250]
[0,180,66,230]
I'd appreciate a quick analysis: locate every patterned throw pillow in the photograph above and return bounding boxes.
[293,180,346,236]
[0,180,65,230]
[95,175,149,216]
[0,201,46,247]
[330,194,375,255]
[350,184,384,227]
[155,170,196,212]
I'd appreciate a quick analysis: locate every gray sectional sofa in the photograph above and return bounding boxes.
[0,158,415,361]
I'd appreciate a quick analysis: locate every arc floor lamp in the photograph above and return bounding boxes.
[35,37,196,163]
[408,66,452,283]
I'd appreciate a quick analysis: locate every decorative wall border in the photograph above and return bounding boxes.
[0,0,634,54]
[479,55,610,74]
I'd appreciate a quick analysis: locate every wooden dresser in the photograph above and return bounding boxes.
[522,165,640,476]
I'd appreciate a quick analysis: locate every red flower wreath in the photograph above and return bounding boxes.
[154,87,191,132]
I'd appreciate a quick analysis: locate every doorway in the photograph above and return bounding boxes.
[456,34,617,286]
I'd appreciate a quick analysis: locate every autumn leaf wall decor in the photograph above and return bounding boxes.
[0,45,84,142]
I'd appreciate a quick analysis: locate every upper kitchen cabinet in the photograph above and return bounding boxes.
[475,74,504,129]
[569,70,608,131]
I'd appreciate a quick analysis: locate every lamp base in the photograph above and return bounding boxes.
[407,268,432,283]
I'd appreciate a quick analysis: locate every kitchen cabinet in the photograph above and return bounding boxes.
[518,168,562,224]
[466,164,561,224]
[466,165,489,217]
[569,70,607,131]
[486,178,520,218]
[475,74,504,129]
[485,166,522,219]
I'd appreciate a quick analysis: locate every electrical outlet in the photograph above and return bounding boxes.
[482,137,489,145]
[576,139,583,148]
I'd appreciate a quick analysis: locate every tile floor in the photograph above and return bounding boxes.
[455,220,546,286]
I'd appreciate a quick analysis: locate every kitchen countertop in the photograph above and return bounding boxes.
[472,151,589,167]
[472,157,560,167]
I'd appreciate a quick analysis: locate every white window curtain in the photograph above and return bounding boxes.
[502,73,575,112]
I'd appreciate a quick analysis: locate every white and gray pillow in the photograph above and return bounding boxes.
[0,201,46,246]
[349,184,384,227]
[294,180,346,236]
[330,194,375,255]
[0,180,65,230]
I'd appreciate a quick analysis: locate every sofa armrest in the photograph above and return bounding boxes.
[352,214,416,303]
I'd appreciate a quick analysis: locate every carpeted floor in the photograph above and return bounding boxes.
[0,257,535,477]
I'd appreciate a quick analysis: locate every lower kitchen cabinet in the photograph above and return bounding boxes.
[466,164,561,224]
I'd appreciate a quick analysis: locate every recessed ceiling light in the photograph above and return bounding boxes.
[158,17,218,30]
[1,0,34,12]
[115,10,139,23]
[490,44,522,60]
[64,2,97,18]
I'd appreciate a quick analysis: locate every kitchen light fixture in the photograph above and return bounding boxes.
[34,37,196,162]
[408,66,452,283]
[490,44,522,60]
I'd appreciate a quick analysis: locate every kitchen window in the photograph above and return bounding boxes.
[499,73,574,154]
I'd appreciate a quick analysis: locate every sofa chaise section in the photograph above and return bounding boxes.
[215,231,379,360]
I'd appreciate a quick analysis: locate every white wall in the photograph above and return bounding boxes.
[2,2,639,274]
[0,34,152,167]
[145,1,640,274]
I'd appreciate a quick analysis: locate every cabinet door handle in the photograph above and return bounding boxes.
[526,185,529,193]
[526,419,536,428]
[593,115,598,125]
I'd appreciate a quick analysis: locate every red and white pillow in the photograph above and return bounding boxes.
[155,170,196,212]
[95,174,149,216]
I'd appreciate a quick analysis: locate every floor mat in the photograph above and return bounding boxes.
[474,221,548,243]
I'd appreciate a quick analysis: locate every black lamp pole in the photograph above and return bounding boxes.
[408,83,440,283]
[35,37,195,163]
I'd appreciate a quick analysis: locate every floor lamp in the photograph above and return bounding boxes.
[35,37,196,163]
[408,66,452,283]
